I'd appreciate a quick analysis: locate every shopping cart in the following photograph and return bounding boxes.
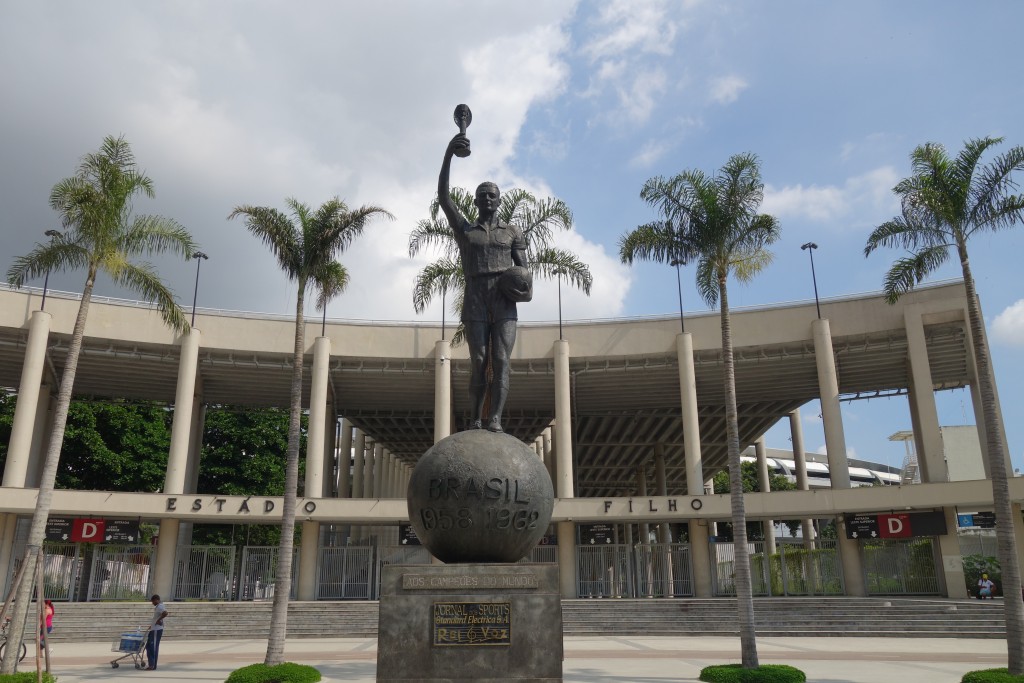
[110,628,147,669]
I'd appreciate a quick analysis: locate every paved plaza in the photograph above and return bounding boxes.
[15,635,1009,682]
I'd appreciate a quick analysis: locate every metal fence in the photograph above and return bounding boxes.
[634,543,694,597]
[172,546,236,600]
[958,531,998,558]
[237,546,297,601]
[710,540,770,596]
[770,540,844,595]
[577,544,634,598]
[87,545,154,601]
[41,543,80,601]
[316,546,374,600]
[862,538,940,595]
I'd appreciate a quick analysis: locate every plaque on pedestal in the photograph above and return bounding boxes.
[376,563,562,683]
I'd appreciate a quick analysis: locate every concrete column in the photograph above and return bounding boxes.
[363,441,375,499]
[25,383,55,488]
[298,337,329,601]
[3,310,51,488]
[636,465,650,545]
[938,506,968,598]
[755,437,776,555]
[543,426,555,488]
[154,329,201,598]
[164,330,201,495]
[678,332,712,596]
[434,339,451,443]
[654,445,671,545]
[812,319,864,596]
[322,408,337,498]
[789,409,815,549]
[352,430,365,501]
[305,337,331,499]
[904,307,947,483]
[553,339,576,597]
[337,419,353,499]
[812,319,850,488]
[177,402,207,547]
[352,430,366,540]
[373,444,385,499]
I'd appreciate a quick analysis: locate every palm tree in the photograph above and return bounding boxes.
[229,197,392,665]
[864,136,1024,673]
[620,153,779,669]
[3,135,195,674]
[409,186,592,341]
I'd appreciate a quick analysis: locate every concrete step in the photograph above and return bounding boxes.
[38,597,1007,642]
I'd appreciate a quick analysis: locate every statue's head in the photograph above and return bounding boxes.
[474,182,500,215]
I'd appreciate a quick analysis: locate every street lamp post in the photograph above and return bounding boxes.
[801,242,821,319]
[39,230,61,312]
[191,251,208,328]
[670,257,686,334]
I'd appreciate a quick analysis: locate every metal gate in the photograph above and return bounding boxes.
[863,538,940,595]
[172,546,236,600]
[710,540,770,597]
[375,545,432,599]
[577,544,633,598]
[316,546,374,600]
[770,540,844,595]
[236,546,298,601]
[88,544,154,601]
[634,543,693,597]
[40,543,80,601]
[9,542,81,601]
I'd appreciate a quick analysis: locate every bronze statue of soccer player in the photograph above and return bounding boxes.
[437,105,532,433]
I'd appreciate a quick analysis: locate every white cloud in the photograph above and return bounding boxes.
[802,410,822,425]
[581,0,678,60]
[763,166,900,226]
[993,299,1024,347]
[709,75,748,105]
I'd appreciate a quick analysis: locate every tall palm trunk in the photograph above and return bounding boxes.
[1,270,95,674]
[719,274,758,668]
[959,242,1024,672]
[265,281,305,666]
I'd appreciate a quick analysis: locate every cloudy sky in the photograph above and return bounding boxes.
[2,1,1022,473]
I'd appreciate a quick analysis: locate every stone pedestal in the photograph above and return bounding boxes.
[377,563,562,683]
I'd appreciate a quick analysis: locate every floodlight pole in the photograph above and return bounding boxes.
[191,251,208,327]
[801,242,821,319]
[39,230,61,312]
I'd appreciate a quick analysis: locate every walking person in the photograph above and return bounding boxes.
[42,599,54,650]
[145,594,167,670]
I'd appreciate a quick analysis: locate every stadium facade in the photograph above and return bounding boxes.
[1,279,1020,602]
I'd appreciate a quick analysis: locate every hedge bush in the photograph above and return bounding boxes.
[225,662,321,683]
[0,674,58,683]
[699,663,806,682]
[962,669,1024,683]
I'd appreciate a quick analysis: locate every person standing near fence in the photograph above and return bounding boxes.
[145,594,167,670]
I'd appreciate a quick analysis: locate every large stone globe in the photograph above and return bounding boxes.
[407,430,554,563]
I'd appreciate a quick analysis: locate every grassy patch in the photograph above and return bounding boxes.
[962,669,1024,683]
[224,662,321,683]
[700,663,807,682]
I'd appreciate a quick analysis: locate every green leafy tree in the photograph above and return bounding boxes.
[57,401,172,491]
[864,136,1024,672]
[620,153,780,669]
[409,187,592,342]
[3,135,195,673]
[229,197,392,666]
